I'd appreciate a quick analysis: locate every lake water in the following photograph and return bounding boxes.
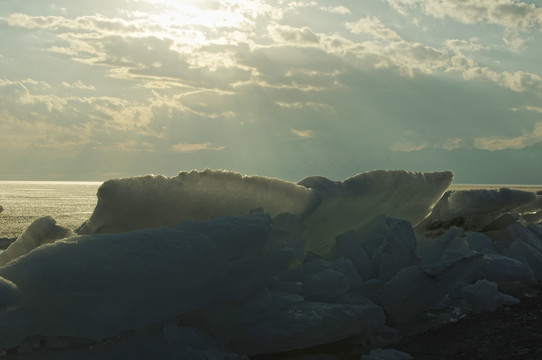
[0,181,102,239]
[0,181,541,239]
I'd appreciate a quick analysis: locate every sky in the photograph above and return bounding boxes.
[0,0,541,183]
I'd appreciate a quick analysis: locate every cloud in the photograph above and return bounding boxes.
[390,141,428,152]
[387,0,542,29]
[449,53,542,93]
[503,31,526,53]
[322,6,351,15]
[0,110,89,151]
[98,140,156,152]
[269,25,320,45]
[290,129,314,139]
[346,17,402,41]
[276,101,333,112]
[283,2,350,15]
[445,38,486,53]
[524,106,542,114]
[474,122,542,151]
[442,138,466,150]
[62,80,96,91]
[170,142,226,153]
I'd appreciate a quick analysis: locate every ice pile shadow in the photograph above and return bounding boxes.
[0,169,541,359]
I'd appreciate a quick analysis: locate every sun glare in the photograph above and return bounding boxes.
[143,0,259,30]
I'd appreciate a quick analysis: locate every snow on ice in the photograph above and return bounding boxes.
[0,169,541,359]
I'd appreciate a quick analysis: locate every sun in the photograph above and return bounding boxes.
[142,0,259,30]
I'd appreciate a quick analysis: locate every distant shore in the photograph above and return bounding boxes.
[451,184,542,192]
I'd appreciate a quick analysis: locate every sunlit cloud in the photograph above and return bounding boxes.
[269,25,320,45]
[290,129,314,139]
[347,16,402,41]
[445,38,486,53]
[390,141,428,152]
[276,101,333,112]
[524,106,542,114]
[442,138,466,151]
[98,140,156,152]
[474,122,542,151]
[1,0,541,181]
[62,80,96,91]
[503,31,527,53]
[387,0,542,29]
[322,6,351,15]
[170,142,226,153]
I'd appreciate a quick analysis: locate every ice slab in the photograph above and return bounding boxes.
[418,188,537,235]
[0,214,295,349]
[78,169,452,259]
[0,216,73,266]
[77,169,320,235]
[299,170,452,257]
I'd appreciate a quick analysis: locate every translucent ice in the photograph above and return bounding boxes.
[299,170,453,256]
[78,169,452,258]
[77,169,320,235]
[0,216,73,266]
[418,188,537,234]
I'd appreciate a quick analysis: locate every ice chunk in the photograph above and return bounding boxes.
[0,214,296,348]
[430,188,535,220]
[418,227,469,266]
[0,277,26,352]
[527,223,542,240]
[345,215,390,259]
[460,279,519,313]
[0,216,73,266]
[469,252,536,284]
[464,232,494,252]
[361,218,419,282]
[232,290,385,355]
[78,169,320,235]
[506,223,542,281]
[362,348,413,360]
[0,276,21,310]
[517,194,542,214]
[303,257,363,301]
[111,324,247,360]
[418,188,536,234]
[334,234,373,280]
[299,170,453,257]
[379,254,482,325]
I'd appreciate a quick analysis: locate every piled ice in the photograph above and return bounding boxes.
[417,188,539,235]
[0,169,541,359]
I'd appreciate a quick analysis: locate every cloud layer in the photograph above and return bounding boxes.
[0,0,541,182]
